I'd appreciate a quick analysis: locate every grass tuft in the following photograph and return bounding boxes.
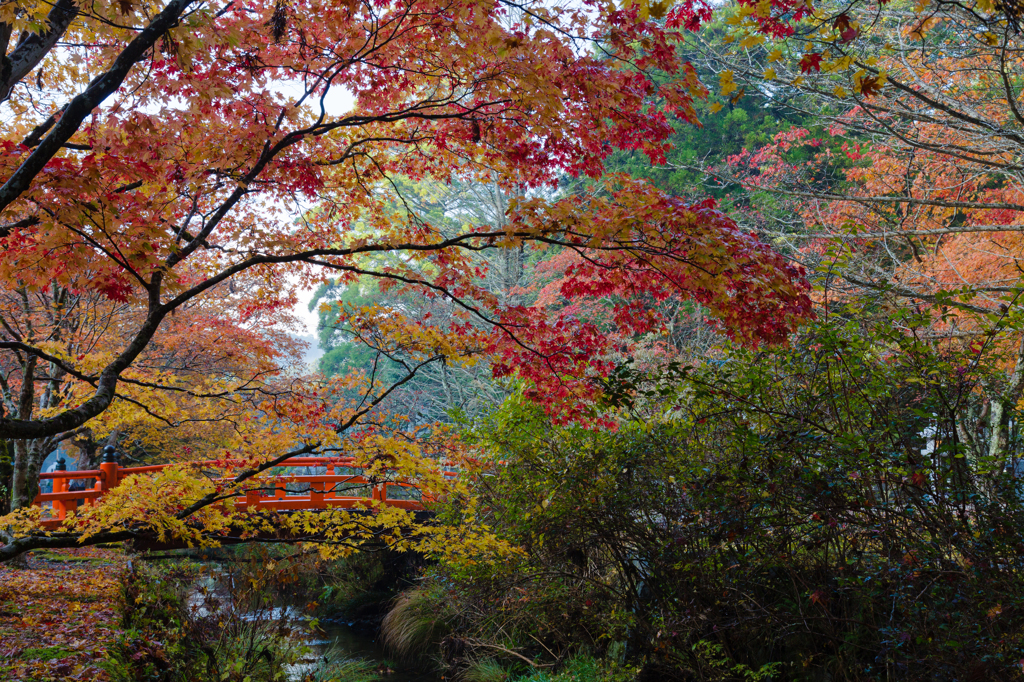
[380,586,449,659]
[307,651,382,682]
[461,657,510,682]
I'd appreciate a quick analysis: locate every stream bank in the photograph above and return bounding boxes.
[109,547,443,682]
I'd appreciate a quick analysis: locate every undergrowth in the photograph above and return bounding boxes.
[103,555,304,682]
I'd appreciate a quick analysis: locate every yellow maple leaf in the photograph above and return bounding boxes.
[719,70,737,96]
[740,33,765,48]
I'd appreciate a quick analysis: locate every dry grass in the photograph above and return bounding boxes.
[380,586,449,659]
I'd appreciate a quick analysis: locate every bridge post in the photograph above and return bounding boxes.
[245,489,261,510]
[372,471,386,503]
[99,445,120,499]
[52,456,68,520]
[310,481,325,509]
[325,464,335,502]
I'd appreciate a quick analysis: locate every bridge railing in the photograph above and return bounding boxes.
[33,446,457,529]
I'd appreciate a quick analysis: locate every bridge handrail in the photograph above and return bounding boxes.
[39,469,104,480]
[32,453,457,528]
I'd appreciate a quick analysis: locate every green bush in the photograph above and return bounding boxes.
[428,315,1024,681]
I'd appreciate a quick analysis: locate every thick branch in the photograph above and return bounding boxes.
[0,0,197,224]
[0,0,79,102]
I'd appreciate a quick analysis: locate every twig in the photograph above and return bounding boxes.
[463,638,554,668]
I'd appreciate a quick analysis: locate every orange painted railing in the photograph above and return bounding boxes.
[33,449,457,530]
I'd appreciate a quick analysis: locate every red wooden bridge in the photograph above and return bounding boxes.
[33,450,454,530]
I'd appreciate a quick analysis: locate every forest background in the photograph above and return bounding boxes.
[0,0,1023,678]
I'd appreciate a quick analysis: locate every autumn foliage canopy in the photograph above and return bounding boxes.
[0,0,825,555]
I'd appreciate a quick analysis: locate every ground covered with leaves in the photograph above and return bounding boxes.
[0,548,125,681]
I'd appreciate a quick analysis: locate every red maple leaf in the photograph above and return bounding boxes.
[832,13,858,41]
[859,75,883,97]
[799,53,823,73]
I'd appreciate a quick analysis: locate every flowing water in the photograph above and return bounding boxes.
[287,615,444,682]
[187,561,441,681]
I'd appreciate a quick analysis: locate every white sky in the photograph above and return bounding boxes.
[278,83,356,367]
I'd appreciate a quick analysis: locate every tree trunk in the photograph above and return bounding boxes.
[72,428,98,470]
[987,336,1024,472]
[11,438,53,509]
[11,439,33,509]
[0,439,12,514]
[8,351,41,509]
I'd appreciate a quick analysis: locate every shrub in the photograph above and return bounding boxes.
[430,317,1024,680]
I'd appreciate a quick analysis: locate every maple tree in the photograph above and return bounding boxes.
[0,0,819,558]
[0,0,1014,559]
[667,0,1024,477]
[0,275,305,511]
[700,0,1024,302]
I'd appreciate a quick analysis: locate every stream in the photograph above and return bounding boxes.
[284,609,444,682]
[187,566,443,682]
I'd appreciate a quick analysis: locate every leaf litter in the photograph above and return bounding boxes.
[0,548,125,681]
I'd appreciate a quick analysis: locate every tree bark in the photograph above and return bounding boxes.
[0,0,79,103]
[9,354,37,509]
[11,439,33,509]
[986,336,1024,471]
[0,439,12,514]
